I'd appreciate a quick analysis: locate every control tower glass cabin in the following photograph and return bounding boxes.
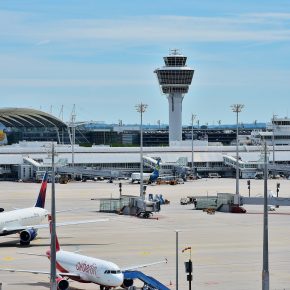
[154,50,194,142]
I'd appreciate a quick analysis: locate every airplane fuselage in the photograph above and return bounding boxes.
[0,207,48,235]
[53,250,123,287]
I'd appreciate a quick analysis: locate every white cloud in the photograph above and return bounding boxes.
[1,11,290,45]
[0,78,152,88]
[36,39,51,46]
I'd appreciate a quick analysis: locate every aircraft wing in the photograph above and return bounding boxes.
[55,207,84,213]
[0,268,80,278]
[39,218,109,229]
[0,219,108,235]
[58,272,81,278]
[0,268,50,275]
[122,258,167,271]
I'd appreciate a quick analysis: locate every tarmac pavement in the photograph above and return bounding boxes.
[0,178,290,290]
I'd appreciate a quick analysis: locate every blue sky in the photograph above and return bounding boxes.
[1,0,290,126]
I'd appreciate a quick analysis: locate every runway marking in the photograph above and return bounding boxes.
[2,256,14,261]
[140,251,151,256]
[247,212,290,215]
[204,281,220,285]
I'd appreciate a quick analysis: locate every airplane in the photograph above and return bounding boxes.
[0,172,107,246]
[0,218,167,290]
[131,159,161,184]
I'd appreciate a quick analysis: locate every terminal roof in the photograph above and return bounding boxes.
[0,108,67,128]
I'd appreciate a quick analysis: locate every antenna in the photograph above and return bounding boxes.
[170,48,180,55]
[59,105,64,121]
[69,104,76,179]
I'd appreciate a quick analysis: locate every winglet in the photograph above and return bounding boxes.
[35,172,48,208]
[48,215,60,252]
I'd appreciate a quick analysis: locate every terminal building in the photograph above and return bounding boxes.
[1,108,290,181]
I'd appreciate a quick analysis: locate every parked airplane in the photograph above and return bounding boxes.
[0,219,167,289]
[0,172,107,246]
[131,159,160,184]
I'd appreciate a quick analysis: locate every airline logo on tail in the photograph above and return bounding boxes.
[149,160,160,183]
[35,172,48,208]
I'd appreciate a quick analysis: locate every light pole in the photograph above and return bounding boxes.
[231,104,244,204]
[50,143,57,290]
[262,141,269,290]
[175,230,180,290]
[191,114,196,177]
[135,102,148,198]
[69,105,76,180]
[182,246,193,290]
[272,114,277,165]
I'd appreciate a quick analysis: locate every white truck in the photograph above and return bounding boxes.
[131,172,151,183]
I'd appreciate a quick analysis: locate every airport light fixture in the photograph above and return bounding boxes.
[231,104,244,203]
[182,247,193,290]
[191,114,197,176]
[69,105,76,180]
[50,143,57,290]
[175,230,180,290]
[262,141,269,290]
[135,102,148,198]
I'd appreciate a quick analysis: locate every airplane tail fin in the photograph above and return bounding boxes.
[149,159,160,182]
[48,215,61,252]
[152,159,160,174]
[34,172,48,208]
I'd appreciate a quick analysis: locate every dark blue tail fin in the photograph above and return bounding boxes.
[35,172,48,208]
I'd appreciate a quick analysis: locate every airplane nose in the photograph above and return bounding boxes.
[116,273,124,286]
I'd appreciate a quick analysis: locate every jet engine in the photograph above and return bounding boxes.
[20,228,38,245]
[122,279,134,288]
[56,277,69,290]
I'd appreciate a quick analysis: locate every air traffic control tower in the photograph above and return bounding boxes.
[154,50,194,143]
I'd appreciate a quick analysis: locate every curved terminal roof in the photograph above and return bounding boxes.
[0,108,67,128]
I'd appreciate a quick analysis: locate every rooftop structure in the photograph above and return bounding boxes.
[154,49,194,143]
[0,108,69,144]
[0,108,67,128]
[251,117,290,146]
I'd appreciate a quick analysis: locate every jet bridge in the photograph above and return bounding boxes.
[223,154,260,179]
[181,192,290,213]
[241,196,290,206]
[57,166,123,180]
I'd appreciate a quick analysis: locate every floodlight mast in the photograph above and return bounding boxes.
[135,103,148,198]
[50,143,57,290]
[272,114,277,165]
[262,141,269,290]
[191,114,196,176]
[231,104,244,205]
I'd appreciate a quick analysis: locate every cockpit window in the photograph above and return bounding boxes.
[104,270,121,274]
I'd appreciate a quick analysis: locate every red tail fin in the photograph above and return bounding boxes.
[35,171,48,208]
[48,215,60,252]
